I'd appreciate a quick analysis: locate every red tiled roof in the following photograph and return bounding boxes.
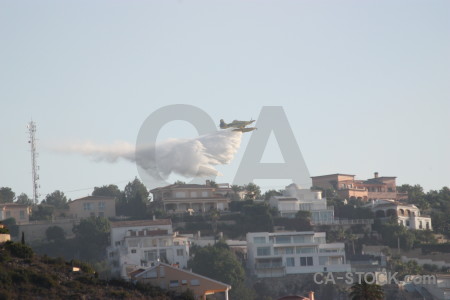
[311,173,355,178]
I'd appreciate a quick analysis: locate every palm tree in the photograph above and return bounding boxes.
[349,276,384,300]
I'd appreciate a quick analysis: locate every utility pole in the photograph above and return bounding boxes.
[27,121,40,204]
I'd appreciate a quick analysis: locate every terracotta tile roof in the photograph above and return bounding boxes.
[111,219,171,228]
[311,173,355,178]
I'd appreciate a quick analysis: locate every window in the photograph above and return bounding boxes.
[296,247,316,254]
[99,212,104,217]
[131,249,137,254]
[256,247,271,256]
[253,237,266,244]
[19,210,25,219]
[314,237,326,244]
[286,257,295,267]
[160,249,168,262]
[300,257,313,266]
[5,211,10,218]
[144,250,157,261]
[83,203,91,211]
[169,280,179,287]
[275,236,291,244]
[90,212,95,217]
[115,241,121,246]
[293,235,313,243]
[190,191,198,198]
[98,202,105,211]
[175,192,186,198]
[201,191,208,197]
[190,279,200,286]
[319,257,329,265]
[275,247,294,255]
[181,280,187,285]
[177,249,184,256]
[285,247,294,254]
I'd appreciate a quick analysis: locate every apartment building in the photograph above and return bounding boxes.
[150,181,230,214]
[107,219,190,278]
[68,196,116,219]
[247,231,350,278]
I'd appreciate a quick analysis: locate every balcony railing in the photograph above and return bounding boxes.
[312,218,374,225]
[255,263,284,269]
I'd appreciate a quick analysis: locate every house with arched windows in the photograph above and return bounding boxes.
[367,199,432,230]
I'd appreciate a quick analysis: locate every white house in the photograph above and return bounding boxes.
[107,219,190,278]
[368,199,432,230]
[246,231,350,278]
[269,183,334,223]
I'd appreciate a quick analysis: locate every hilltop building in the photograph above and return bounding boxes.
[368,199,432,230]
[0,203,31,225]
[150,181,231,214]
[311,172,408,201]
[68,196,116,219]
[269,183,334,223]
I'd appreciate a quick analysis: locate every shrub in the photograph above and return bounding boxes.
[5,242,33,259]
[0,250,11,263]
[29,272,56,289]
[0,228,10,234]
[71,259,95,274]
[10,270,29,284]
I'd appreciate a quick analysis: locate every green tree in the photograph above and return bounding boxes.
[398,184,429,209]
[16,193,33,206]
[241,202,274,234]
[30,204,54,221]
[243,182,261,200]
[118,178,150,218]
[0,187,15,203]
[46,226,66,242]
[43,190,69,209]
[92,184,122,199]
[73,216,110,261]
[188,244,255,299]
[349,276,384,300]
[263,189,283,201]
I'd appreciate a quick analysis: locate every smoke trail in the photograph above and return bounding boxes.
[55,130,243,179]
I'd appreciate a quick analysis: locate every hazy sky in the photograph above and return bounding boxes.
[1,0,449,201]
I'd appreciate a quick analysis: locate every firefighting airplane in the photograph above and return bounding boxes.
[219,119,257,133]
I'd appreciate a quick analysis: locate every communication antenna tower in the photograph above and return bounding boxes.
[27,121,40,204]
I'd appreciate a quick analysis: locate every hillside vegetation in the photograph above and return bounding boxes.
[0,241,192,300]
